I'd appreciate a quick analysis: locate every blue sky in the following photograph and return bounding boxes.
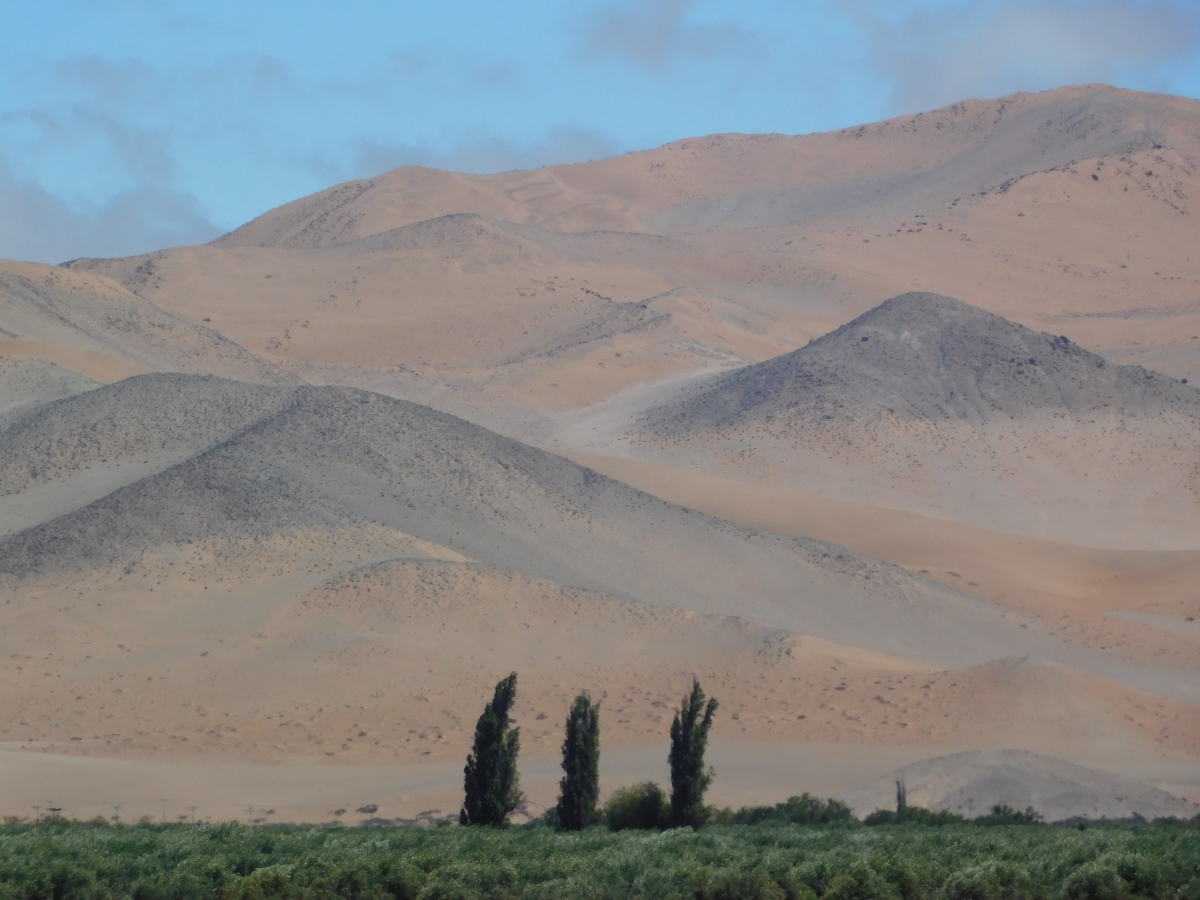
[1,0,1198,263]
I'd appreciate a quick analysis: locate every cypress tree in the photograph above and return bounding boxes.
[556,692,600,830]
[460,672,522,826]
[668,678,718,828]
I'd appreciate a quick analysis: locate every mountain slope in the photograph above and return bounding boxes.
[0,261,295,389]
[62,85,1200,427]
[632,293,1200,548]
[211,85,1200,248]
[0,375,1033,669]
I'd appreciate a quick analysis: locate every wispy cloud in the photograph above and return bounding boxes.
[583,0,760,71]
[860,0,1199,113]
[0,154,220,263]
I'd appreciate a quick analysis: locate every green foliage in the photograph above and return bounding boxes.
[865,806,966,827]
[1,815,1198,900]
[555,693,601,831]
[973,806,1045,827]
[603,782,670,831]
[460,672,523,827]
[668,678,719,829]
[728,794,856,826]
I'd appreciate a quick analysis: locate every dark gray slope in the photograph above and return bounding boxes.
[0,376,1045,669]
[0,356,101,420]
[0,374,297,496]
[641,292,1200,434]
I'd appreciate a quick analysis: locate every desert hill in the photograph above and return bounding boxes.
[210,85,1199,247]
[2,376,1199,813]
[837,749,1198,821]
[2,84,1199,818]
[625,292,1200,548]
[64,84,1200,429]
[0,261,293,399]
[0,355,100,420]
[0,374,1032,668]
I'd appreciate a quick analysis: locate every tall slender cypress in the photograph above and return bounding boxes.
[556,692,600,830]
[460,672,523,826]
[668,678,718,828]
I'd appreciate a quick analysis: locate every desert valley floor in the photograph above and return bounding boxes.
[1,83,1198,825]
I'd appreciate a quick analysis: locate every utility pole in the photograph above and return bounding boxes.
[160,799,168,824]
[113,804,122,824]
[188,806,199,824]
[32,806,41,821]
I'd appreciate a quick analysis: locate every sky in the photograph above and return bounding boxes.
[1,0,1198,263]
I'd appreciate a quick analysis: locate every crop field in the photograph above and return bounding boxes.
[1,819,1198,900]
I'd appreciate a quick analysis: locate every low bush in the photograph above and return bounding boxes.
[603,781,670,831]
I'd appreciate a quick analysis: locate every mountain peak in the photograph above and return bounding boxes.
[642,292,1197,432]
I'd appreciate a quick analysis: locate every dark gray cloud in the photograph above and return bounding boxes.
[583,0,760,70]
[350,127,624,178]
[862,0,1199,114]
[0,155,220,264]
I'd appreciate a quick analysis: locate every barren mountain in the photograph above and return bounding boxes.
[2,376,1197,813]
[0,374,1029,668]
[631,292,1200,548]
[210,85,1199,248]
[2,84,1199,818]
[65,85,1200,428]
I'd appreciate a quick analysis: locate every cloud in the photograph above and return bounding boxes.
[0,155,221,264]
[583,0,759,71]
[349,127,624,178]
[861,0,1200,113]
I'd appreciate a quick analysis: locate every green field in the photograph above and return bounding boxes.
[1,819,1198,900]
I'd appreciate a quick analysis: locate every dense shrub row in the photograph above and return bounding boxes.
[1,817,1197,900]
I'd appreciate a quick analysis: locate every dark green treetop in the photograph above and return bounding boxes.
[668,678,718,828]
[460,672,523,826]
[556,692,601,830]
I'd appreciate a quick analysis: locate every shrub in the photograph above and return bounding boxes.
[974,805,1044,826]
[865,806,964,827]
[604,782,670,831]
[1064,862,1129,900]
[731,794,856,826]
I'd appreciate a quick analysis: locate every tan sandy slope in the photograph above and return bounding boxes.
[0,261,294,400]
